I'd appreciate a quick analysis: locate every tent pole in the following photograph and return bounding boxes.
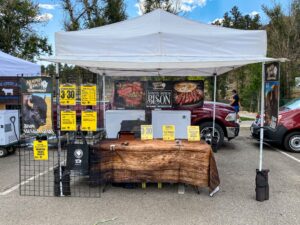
[55,63,63,196]
[212,73,217,151]
[259,63,265,171]
[102,73,106,130]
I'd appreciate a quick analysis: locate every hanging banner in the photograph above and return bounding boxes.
[173,81,204,107]
[33,140,48,160]
[162,125,175,141]
[61,111,77,131]
[146,82,173,108]
[187,126,200,141]
[114,80,204,109]
[81,111,97,131]
[81,85,97,106]
[21,77,54,134]
[265,62,280,82]
[114,81,146,109]
[141,125,153,140]
[21,77,52,93]
[60,84,76,105]
[22,93,54,134]
[264,62,280,129]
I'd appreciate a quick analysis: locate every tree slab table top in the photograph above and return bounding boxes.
[90,140,220,194]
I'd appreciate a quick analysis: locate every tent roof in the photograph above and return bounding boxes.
[0,50,41,77]
[44,9,276,76]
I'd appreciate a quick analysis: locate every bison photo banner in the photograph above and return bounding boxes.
[21,77,54,135]
[22,93,54,134]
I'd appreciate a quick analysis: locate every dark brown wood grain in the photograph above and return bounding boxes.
[90,140,220,193]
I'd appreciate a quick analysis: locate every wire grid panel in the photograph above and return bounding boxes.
[19,137,102,197]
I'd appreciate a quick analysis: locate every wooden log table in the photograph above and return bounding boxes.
[90,140,220,195]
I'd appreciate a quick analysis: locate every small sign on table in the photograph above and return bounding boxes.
[162,125,175,141]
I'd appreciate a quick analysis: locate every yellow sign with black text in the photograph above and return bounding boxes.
[61,111,76,131]
[81,85,96,106]
[187,126,200,141]
[60,84,76,105]
[81,111,97,131]
[33,140,48,160]
[162,125,175,141]
[141,125,153,140]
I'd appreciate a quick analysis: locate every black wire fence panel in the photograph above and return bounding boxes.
[19,135,102,197]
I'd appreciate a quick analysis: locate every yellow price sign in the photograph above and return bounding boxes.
[81,111,97,131]
[33,140,48,160]
[81,85,97,106]
[141,125,153,140]
[162,125,175,141]
[187,126,200,141]
[61,111,76,131]
[60,84,76,105]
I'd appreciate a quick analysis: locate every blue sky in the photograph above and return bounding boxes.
[34,0,289,61]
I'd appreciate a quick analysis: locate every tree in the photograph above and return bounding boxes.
[138,0,181,14]
[0,0,52,61]
[211,6,263,111]
[263,1,300,101]
[103,0,127,24]
[62,0,127,31]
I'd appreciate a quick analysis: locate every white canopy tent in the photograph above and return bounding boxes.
[0,50,41,76]
[44,9,280,172]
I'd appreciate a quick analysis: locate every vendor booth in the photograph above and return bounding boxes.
[36,9,281,199]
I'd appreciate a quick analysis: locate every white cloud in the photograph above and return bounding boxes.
[35,13,53,22]
[249,11,259,17]
[212,18,224,25]
[135,0,207,15]
[38,4,59,10]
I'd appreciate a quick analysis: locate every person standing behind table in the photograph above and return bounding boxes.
[230,90,240,123]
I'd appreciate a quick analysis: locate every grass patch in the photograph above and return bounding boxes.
[240,116,255,121]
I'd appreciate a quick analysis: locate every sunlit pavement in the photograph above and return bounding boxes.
[0,128,299,225]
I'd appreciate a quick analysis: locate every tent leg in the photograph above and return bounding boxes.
[259,63,265,171]
[55,63,63,197]
[212,73,217,152]
[102,74,106,131]
[255,62,269,202]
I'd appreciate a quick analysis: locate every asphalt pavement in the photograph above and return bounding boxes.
[0,128,299,225]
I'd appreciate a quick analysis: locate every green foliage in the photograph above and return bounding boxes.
[263,1,300,101]
[141,0,180,14]
[211,6,263,111]
[62,0,127,31]
[0,0,52,60]
[103,0,127,24]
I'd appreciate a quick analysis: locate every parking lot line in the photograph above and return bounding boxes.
[0,165,55,196]
[275,149,300,164]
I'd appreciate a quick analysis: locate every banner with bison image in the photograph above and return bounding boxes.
[21,77,54,134]
[114,80,204,109]
[264,62,280,129]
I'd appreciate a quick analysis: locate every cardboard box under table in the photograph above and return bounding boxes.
[90,140,220,194]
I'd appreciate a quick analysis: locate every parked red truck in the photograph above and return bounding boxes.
[251,98,300,152]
